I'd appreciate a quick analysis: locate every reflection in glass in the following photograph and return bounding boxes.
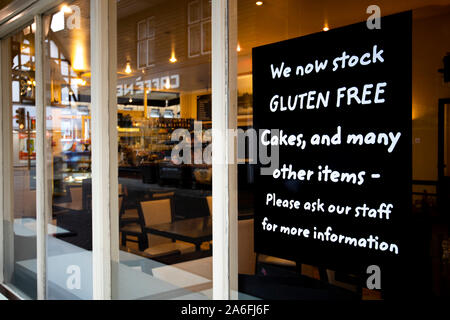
[43,0,93,299]
[4,23,38,299]
[113,0,213,300]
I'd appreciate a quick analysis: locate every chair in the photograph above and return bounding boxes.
[81,178,92,211]
[206,196,212,215]
[56,209,92,251]
[205,195,213,248]
[173,192,210,219]
[152,191,175,199]
[141,198,195,255]
[325,270,358,292]
[120,207,140,224]
[238,218,256,275]
[119,184,148,226]
[120,222,145,250]
[119,195,147,250]
[257,254,297,268]
[256,249,298,278]
[55,186,83,211]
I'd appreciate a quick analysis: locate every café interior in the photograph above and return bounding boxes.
[4,0,450,299]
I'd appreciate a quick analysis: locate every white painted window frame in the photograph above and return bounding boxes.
[212,0,237,300]
[35,13,49,301]
[0,35,13,289]
[0,0,237,300]
[90,0,118,300]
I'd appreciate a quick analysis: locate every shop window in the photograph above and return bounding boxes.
[234,0,450,300]
[114,0,213,300]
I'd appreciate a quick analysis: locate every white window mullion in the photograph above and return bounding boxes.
[0,37,14,287]
[212,0,238,300]
[0,38,5,286]
[91,0,118,300]
[34,14,49,301]
[0,38,9,285]
[108,0,120,282]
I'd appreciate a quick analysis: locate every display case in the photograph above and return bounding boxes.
[118,116,194,166]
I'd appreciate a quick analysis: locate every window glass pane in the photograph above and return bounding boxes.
[61,60,69,76]
[188,24,201,57]
[138,40,147,68]
[12,81,20,103]
[147,39,155,65]
[3,22,37,299]
[50,40,58,59]
[147,17,155,39]
[201,0,211,20]
[201,21,211,54]
[234,0,450,300]
[188,1,200,24]
[43,0,92,300]
[138,20,147,41]
[113,0,212,300]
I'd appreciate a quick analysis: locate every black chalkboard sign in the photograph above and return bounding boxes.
[197,94,212,121]
[253,12,413,295]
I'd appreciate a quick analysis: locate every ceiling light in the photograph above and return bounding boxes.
[323,26,329,31]
[61,5,72,13]
[256,1,263,6]
[125,61,132,74]
[169,52,177,63]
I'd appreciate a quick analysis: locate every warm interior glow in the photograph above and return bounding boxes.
[72,44,86,72]
[125,61,132,74]
[323,26,330,31]
[237,43,241,52]
[256,1,263,6]
[50,11,65,32]
[73,78,86,86]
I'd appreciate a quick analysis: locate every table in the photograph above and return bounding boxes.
[145,216,212,251]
